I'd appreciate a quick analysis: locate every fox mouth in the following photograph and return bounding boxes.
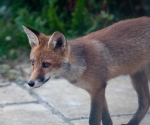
[43,77,50,84]
[33,77,51,88]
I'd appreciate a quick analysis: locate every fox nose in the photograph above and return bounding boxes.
[28,81,35,87]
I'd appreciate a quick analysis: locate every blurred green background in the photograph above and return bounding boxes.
[0,0,150,60]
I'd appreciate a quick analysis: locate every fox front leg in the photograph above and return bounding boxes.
[102,97,113,125]
[89,86,106,125]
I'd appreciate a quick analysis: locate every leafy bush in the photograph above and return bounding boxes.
[0,0,150,60]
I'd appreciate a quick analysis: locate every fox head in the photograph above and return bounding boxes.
[23,26,70,88]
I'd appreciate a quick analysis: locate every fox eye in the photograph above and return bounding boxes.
[31,60,34,66]
[42,62,51,68]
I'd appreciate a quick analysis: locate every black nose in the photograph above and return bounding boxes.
[28,81,35,87]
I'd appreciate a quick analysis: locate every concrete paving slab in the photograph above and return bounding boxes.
[72,113,150,125]
[72,119,88,125]
[0,83,36,104]
[112,114,150,125]
[0,103,68,125]
[28,79,90,119]
[106,75,139,114]
[106,76,150,114]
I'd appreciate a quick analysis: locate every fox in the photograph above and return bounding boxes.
[23,17,150,125]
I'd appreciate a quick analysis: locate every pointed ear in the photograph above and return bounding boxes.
[48,31,67,51]
[22,25,40,47]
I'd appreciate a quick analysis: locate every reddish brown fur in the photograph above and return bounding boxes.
[23,17,150,125]
[29,33,70,81]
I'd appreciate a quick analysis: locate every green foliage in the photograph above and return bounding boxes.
[71,0,88,36]
[48,0,65,33]
[0,0,150,60]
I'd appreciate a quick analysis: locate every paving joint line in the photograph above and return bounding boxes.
[0,101,39,107]
[69,117,88,121]
[15,80,74,125]
[69,112,150,121]
[110,111,150,117]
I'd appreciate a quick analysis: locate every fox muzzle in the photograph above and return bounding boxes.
[28,75,51,88]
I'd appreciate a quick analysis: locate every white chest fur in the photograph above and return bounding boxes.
[70,79,91,92]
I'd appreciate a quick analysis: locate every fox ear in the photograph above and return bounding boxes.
[48,31,67,51]
[22,25,40,47]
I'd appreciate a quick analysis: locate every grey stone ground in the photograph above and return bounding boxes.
[0,64,150,125]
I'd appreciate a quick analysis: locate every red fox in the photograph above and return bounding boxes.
[23,17,150,125]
